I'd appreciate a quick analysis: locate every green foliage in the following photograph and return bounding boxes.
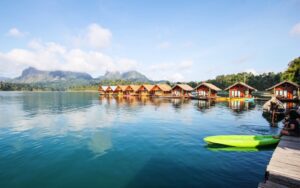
[186,81,198,88]
[281,57,300,83]
[206,72,281,90]
[0,82,34,91]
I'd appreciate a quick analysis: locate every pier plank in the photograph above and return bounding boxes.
[259,136,300,188]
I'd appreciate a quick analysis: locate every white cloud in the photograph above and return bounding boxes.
[147,60,193,82]
[2,23,195,81]
[0,39,138,77]
[115,58,138,72]
[245,68,258,75]
[73,23,112,49]
[166,73,185,82]
[0,23,140,77]
[157,41,171,49]
[28,39,44,50]
[7,28,25,38]
[290,22,300,36]
[178,60,193,70]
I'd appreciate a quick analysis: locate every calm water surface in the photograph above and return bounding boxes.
[0,92,281,188]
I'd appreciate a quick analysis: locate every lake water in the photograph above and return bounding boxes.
[0,92,281,188]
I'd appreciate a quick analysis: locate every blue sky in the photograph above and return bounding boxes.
[0,0,299,81]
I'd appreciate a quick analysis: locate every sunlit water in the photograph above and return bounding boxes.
[0,92,282,188]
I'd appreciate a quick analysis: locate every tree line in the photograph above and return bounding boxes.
[186,57,299,90]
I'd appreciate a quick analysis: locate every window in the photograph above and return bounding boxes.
[293,90,297,96]
[279,90,283,96]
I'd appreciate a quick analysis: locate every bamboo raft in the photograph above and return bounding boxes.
[258,136,300,188]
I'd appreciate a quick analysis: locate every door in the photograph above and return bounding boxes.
[283,90,287,98]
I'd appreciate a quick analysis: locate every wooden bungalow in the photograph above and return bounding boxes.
[225,82,257,98]
[100,86,109,95]
[98,85,106,95]
[171,84,194,97]
[124,85,140,96]
[194,82,221,99]
[266,81,299,101]
[137,84,155,96]
[114,85,127,96]
[105,86,115,95]
[151,84,172,97]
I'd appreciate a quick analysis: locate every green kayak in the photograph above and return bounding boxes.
[204,135,280,147]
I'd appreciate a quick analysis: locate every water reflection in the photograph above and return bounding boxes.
[171,98,190,109]
[88,131,112,158]
[21,92,97,116]
[283,102,298,109]
[206,145,276,152]
[196,100,216,112]
[228,100,255,113]
[98,96,261,115]
[98,96,193,111]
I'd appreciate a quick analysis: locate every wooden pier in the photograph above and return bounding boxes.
[258,136,300,188]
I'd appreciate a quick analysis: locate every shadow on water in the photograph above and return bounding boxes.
[261,112,285,127]
[205,144,276,152]
[124,157,204,188]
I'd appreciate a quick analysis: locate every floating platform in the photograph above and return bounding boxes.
[190,96,218,100]
[258,136,300,188]
[215,97,255,102]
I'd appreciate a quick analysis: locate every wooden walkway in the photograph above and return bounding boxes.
[258,136,300,188]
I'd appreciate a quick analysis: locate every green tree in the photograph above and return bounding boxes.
[281,57,300,84]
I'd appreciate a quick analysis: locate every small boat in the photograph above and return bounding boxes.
[204,135,280,147]
[262,97,285,113]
